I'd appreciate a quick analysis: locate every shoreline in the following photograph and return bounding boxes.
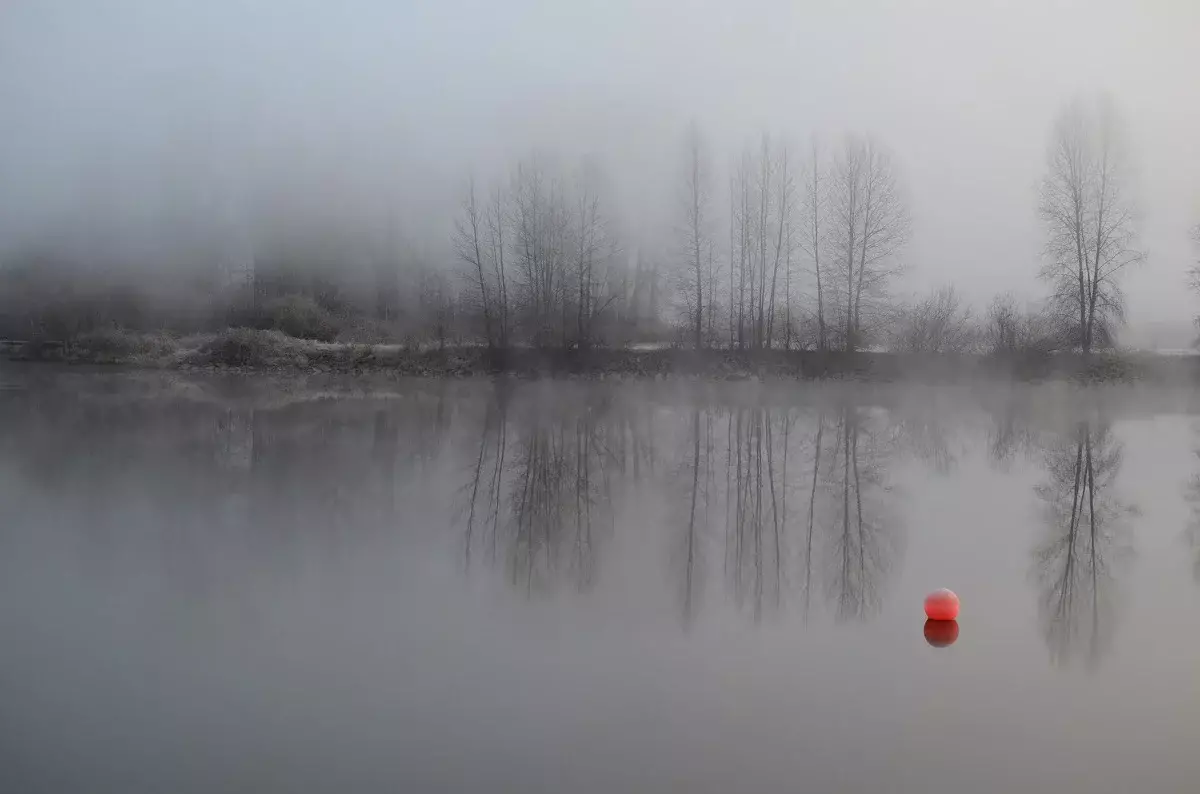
[3,329,1199,383]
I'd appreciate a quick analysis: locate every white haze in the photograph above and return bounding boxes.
[1,0,1198,342]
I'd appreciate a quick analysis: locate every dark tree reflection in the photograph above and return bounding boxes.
[1183,429,1200,583]
[461,383,512,570]
[459,385,615,594]
[1031,422,1133,669]
[671,406,719,629]
[892,396,962,475]
[818,404,902,622]
[697,398,904,625]
[802,409,825,621]
[722,406,794,622]
[986,398,1038,471]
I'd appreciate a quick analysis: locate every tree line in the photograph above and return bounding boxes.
[452,94,1187,357]
[2,93,1196,355]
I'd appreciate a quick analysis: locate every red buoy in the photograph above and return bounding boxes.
[924,588,959,621]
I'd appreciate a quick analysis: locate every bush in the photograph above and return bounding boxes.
[198,328,311,368]
[890,285,979,354]
[262,294,340,341]
[70,328,178,363]
[226,294,340,342]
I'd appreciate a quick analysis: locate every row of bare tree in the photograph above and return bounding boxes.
[454,96,1191,355]
[455,157,666,350]
[669,94,1183,357]
[7,94,1183,353]
[452,125,916,354]
[675,127,911,353]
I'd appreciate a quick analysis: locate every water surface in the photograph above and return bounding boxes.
[2,371,1199,793]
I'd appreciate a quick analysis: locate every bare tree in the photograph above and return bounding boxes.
[731,152,753,349]
[511,158,571,347]
[798,138,829,351]
[675,122,713,349]
[570,165,621,348]
[829,135,910,352]
[486,185,511,348]
[720,135,796,351]
[765,141,794,348]
[982,293,1061,356]
[454,176,496,348]
[1039,95,1143,356]
[1189,224,1200,344]
[754,135,772,348]
[984,292,1021,355]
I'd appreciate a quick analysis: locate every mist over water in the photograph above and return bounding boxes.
[3,372,1200,792]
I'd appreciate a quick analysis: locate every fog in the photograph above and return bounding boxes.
[2,0,1198,345]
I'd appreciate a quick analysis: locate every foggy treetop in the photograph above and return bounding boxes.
[2,0,1199,347]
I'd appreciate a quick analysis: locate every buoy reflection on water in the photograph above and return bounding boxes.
[924,619,959,647]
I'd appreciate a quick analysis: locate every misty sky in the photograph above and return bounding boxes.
[2,0,1198,335]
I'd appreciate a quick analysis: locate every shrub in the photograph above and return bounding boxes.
[890,285,979,354]
[260,294,339,342]
[70,328,177,363]
[198,328,311,368]
[226,294,340,342]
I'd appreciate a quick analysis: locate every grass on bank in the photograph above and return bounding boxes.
[4,325,1196,384]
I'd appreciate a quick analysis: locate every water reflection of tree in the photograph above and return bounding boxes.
[891,397,961,475]
[712,399,902,624]
[673,406,719,628]
[460,387,614,594]
[461,386,511,570]
[455,388,908,620]
[1183,431,1200,582]
[818,404,902,622]
[986,398,1039,471]
[723,406,794,621]
[802,410,824,620]
[1032,422,1132,669]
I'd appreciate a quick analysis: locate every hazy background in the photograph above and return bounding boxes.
[2,0,1198,345]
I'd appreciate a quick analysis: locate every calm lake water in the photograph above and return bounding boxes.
[2,370,1200,793]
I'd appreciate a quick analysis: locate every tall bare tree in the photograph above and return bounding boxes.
[723,135,795,350]
[454,176,496,348]
[1039,96,1143,355]
[829,135,910,352]
[731,152,753,349]
[765,141,794,348]
[486,185,511,348]
[511,158,570,347]
[676,122,713,349]
[798,138,829,351]
[1189,224,1200,343]
[754,135,772,348]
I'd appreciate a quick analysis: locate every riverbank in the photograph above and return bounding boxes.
[3,328,1198,382]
